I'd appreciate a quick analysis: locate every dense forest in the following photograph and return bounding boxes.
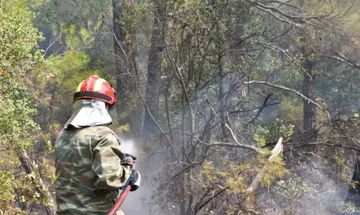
[3,0,360,214]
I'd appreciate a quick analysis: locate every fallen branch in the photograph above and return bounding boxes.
[244,137,283,212]
[247,137,284,193]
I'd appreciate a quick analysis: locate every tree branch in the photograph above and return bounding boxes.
[134,81,177,157]
[230,102,280,114]
[251,1,333,24]
[206,99,264,154]
[188,133,260,152]
[293,142,360,153]
[246,93,274,126]
[251,40,294,60]
[244,80,331,119]
[16,149,55,215]
[193,186,228,214]
[321,49,360,70]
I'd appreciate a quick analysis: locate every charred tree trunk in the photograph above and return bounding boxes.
[142,0,165,143]
[299,34,316,137]
[302,59,316,136]
[112,0,125,100]
[113,0,142,136]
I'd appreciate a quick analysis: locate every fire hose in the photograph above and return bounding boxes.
[107,153,137,215]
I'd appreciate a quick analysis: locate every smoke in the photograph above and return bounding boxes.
[260,159,352,215]
[292,162,349,215]
[117,136,164,215]
[119,138,137,156]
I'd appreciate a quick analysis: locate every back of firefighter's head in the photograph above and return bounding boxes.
[73,75,116,110]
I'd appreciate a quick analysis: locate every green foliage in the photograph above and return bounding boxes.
[333,153,355,185]
[0,0,44,66]
[121,1,149,31]
[59,23,100,49]
[201,156,286,193]
[279,97,303,129]
[0,0,43,148]
[0,81,40,150]
[201,160,249,193]
[261,156,287,187]
[254,119,294,146]
[0,171,15,202]
[0,0,54,213]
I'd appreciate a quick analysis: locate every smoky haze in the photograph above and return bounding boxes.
[118,137,164,215]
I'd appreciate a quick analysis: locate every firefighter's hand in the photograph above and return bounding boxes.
[123,156,135,169]
[124,156,133,164]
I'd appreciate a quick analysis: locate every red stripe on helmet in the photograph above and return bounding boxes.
[81,75,98,91]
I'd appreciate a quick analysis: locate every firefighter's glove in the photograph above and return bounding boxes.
[129,170,141,192]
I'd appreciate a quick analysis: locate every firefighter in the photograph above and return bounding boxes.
[55,75,140,215]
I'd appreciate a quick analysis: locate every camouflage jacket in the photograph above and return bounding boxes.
[55,125,132,215]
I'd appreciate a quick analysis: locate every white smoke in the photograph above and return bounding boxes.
[259,159,352,215]
[117,136,160,215]
[119,138,137,156]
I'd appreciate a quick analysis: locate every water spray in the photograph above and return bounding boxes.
[107,153,137,215]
